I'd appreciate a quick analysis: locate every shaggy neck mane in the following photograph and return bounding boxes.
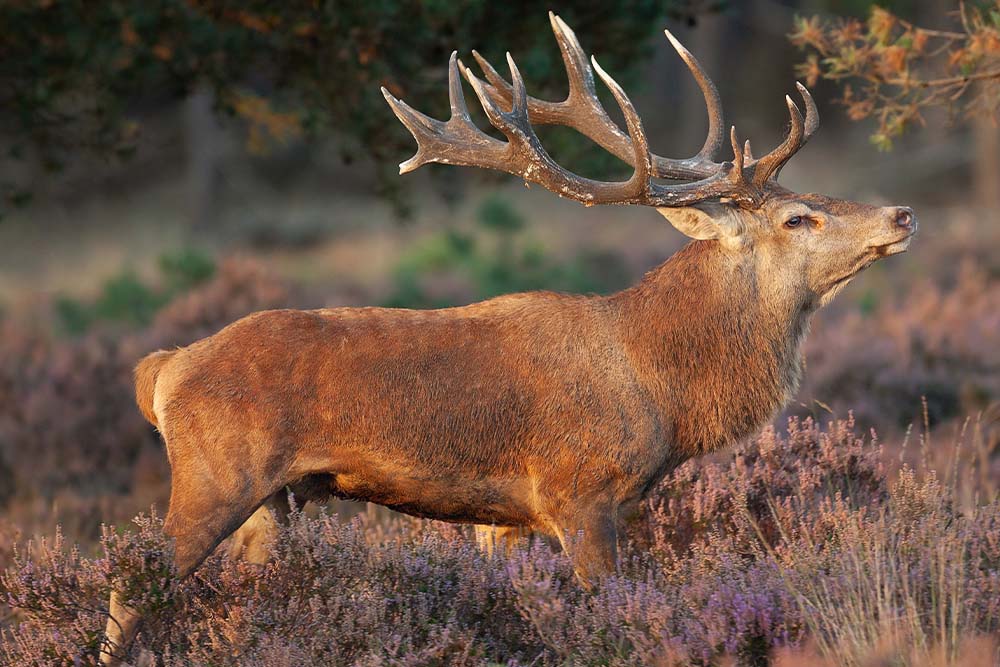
[611,240,810,458]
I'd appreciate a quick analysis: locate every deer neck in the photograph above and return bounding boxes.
[613,240,811,458]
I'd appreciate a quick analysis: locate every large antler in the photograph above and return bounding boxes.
[469,13,818,188]
[467,13,725,182]
[382,13,818,208]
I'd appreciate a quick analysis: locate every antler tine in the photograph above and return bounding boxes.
[465,11,598,118]
[729,126,744,175]
[663,29,724,162]
[796,82,820,144]
[448,50,470,119]
[380,90,443,174]
[751,95,804,187]
[550,12,600,104]
[746,84,818,184]
[382,86,437,137]
[463,63,509,129]
[590,55,652,192]
[506,52,529,120]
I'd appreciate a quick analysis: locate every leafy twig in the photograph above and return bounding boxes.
[790,4,1000,150]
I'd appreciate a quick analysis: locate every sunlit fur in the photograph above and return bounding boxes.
[101,185,915,664]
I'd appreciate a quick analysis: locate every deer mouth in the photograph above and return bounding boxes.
[869,232,914,258]
[871,217,917,256]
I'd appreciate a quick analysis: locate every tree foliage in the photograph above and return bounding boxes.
[791,2,1000,150]
[0,1,707,214]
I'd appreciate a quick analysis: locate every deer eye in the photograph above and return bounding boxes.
[784,215,803,229]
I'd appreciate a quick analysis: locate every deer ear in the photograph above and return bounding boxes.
[655,203,742,241]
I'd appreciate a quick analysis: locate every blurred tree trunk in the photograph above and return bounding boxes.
[972,113,999,213]
[185,88,225,230]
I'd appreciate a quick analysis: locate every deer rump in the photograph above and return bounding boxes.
[146,300,661,532]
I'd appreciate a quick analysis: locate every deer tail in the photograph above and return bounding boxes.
[134,350,175,428]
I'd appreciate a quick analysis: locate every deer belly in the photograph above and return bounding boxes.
[321,465,535,527]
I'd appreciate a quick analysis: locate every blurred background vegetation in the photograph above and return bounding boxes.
[0,0,997,556]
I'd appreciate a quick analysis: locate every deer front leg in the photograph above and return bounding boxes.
[550,505,619,583]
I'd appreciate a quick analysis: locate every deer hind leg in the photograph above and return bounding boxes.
[474,525,533,557]
[226,488,297,564]
[102,591,142,667]
[226,475,337,565]
[226,503,280,564]
[101,458,282,665]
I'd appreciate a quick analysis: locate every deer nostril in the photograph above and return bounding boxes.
[895,207,915,230]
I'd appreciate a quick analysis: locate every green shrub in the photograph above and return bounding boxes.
[55,248,216,335]
[158,247,216,294]
[384,195,631,308]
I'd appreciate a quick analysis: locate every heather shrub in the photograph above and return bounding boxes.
[0,514,178,665]
[638,415,887,558]
[1,529,110,663]
[2,511,538,666]
[0,323,150,497]
[778,470,1000,664]
[3,418,998,666]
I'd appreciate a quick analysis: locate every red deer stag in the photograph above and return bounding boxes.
[102,13,917,663]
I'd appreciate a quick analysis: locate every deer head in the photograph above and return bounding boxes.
[383,13,916,312]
